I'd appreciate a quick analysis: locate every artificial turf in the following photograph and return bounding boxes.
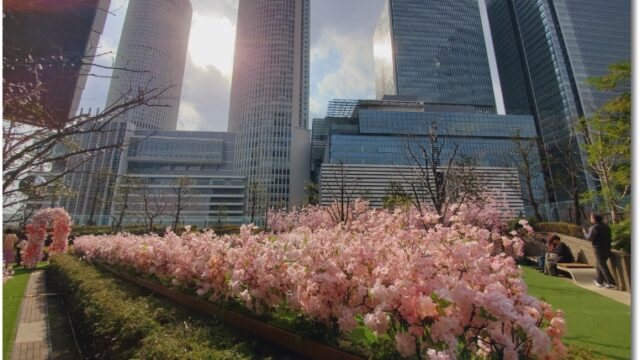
[521,265,631,360]
[2,263,49,360]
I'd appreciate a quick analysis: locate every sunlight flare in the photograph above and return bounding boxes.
[188,13,236,76]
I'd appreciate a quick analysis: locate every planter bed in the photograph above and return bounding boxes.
[71,208,569,360]
[96,262,366,360]
[48,254,305,360]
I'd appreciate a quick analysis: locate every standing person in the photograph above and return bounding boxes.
[15,227,27,267]
[584,214,616,289]
[15,239,27,267]
[3,229,19,265]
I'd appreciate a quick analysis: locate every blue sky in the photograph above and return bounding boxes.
[79,0,385,132]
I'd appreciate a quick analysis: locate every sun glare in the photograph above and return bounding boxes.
[188,13,236,77]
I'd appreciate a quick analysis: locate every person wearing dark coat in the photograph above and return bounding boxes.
[544,235,574,276]
[584,214,616,289]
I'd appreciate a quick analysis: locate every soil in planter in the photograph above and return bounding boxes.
[47,294,83,360]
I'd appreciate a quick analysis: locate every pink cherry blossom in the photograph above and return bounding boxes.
[23,208,71,268]
[74,200,566,359]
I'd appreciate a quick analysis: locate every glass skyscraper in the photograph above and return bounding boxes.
[3,0,110,128]
[105,0,192,131]
[228,0,310,210]
[486,0,630,212]
[62,0,193,225]
[373,0,497,112]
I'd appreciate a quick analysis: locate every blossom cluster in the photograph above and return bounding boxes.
[74,203,565,359]
[23,207,72,268]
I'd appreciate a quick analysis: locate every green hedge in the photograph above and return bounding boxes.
[71,224,241,237]
[48,254,290,360]
[534,222,584,238]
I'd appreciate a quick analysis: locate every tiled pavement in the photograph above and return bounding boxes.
[11,271,51,360]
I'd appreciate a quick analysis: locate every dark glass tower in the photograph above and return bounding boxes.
[373,0,497,112]
[3,0,111,128]
[486,0,630,214]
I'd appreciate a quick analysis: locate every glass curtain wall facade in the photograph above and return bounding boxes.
[486,0,630,213]
[105,0,192,131]
[113,131,246,227]
[3,0,110,128]
[312,100,547,217]
[373,0,496,111]
[228,0,310,210]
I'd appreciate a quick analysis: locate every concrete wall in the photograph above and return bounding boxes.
[289,128,311,208]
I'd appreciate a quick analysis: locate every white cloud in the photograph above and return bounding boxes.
[177,59,231,132]
[188,12,236,77]
[310,29,376,120]
[177,101,206,130]
[223,0,238,10]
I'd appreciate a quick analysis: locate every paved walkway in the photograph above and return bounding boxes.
[9,269,81,360]
[563,267,631,306]
[11,271,51,360]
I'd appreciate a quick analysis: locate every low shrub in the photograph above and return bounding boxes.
[611,219,631,253]
[72,225,174,237]
[71,224,240,237]
[48,254,291,359]
[535,222,584,238]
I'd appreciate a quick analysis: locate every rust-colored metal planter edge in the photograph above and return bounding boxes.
[95,263,365,360]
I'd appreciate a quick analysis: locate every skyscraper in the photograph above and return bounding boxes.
[105,0,192,130]
[486,0,630,216]
[373,0,498,112]
[228,0,310,211]
[62,0,193,225]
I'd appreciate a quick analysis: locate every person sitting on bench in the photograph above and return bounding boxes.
[544,235,574,276]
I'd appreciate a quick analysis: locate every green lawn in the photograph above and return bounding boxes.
[521,265,631,360]
[3,264,49,360]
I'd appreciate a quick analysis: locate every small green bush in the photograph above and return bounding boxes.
[70,225,113,237]
[48,254,289,359]
[534,222,584,238]
[209,224,242,235]
[611,219,631,253]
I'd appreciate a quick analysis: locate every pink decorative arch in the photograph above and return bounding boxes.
[22,208,72,268]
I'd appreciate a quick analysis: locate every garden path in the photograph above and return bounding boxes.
[10,270,81,360]
[10,271,50,360]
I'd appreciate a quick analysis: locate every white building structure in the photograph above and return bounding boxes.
[228,0,311,210]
